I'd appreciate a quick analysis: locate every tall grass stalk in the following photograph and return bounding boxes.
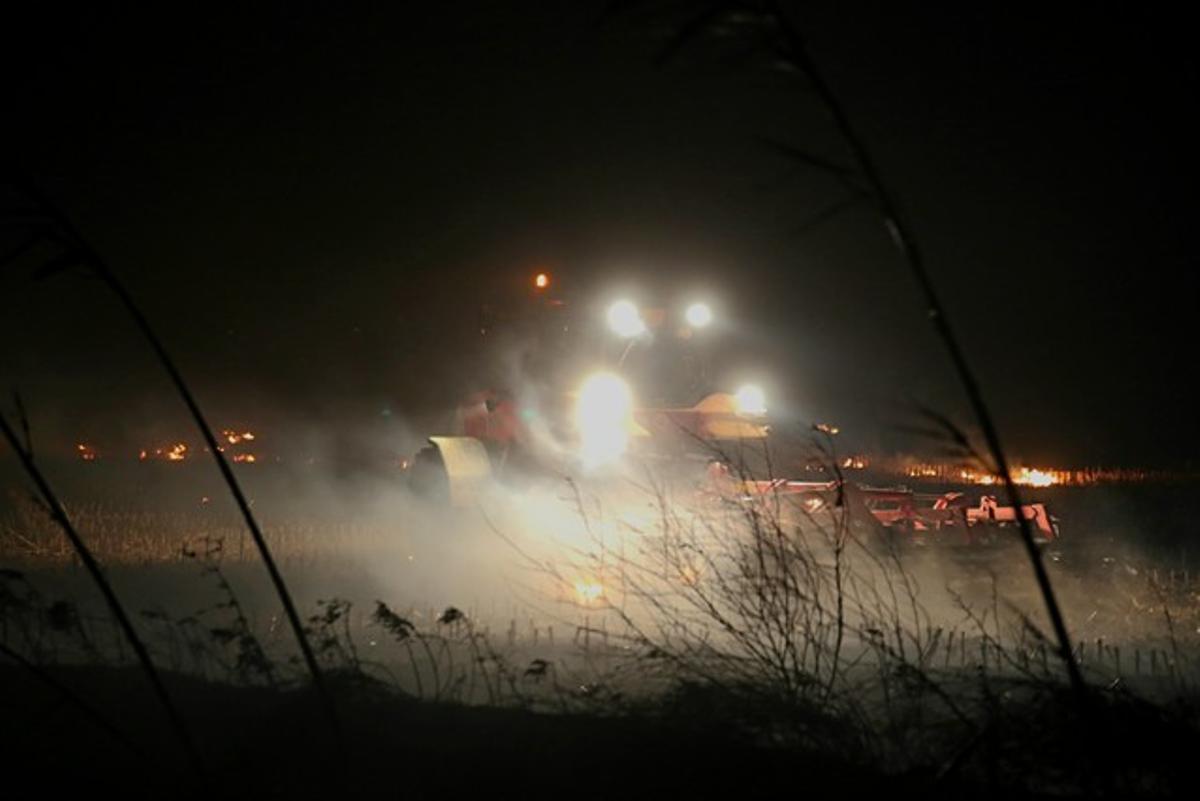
[0,410,204,779]
[641,2,1084,696]
[3,172,340,735]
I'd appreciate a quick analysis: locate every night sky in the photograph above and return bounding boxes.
[2,2,1196,468]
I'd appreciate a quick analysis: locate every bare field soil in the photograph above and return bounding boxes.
[2,466,1198,797]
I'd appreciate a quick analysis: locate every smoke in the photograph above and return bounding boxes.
[1,312,1194,668]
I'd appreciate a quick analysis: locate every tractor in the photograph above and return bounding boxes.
[404,271,771,505]
[404,270,1062,553]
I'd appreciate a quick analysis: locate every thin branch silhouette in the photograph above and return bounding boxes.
[631,0,1084,696]
[0,409,204,780]
[1,170,342,741]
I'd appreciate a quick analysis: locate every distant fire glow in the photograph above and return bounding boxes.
[76,443,97,461]
[140,443,189,462]
[958,467,1064,487]
[136,427,253,464]
[221,429,256,445]
[885,457,1167,486]
[904,462,1072,487]
[1011,467,1060,487]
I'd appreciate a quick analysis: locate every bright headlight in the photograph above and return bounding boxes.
[735,384,767,416]
[685,302,713,328]
[607,300,645,338]
[576,372,633,468]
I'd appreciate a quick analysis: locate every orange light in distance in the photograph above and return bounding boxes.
[534,272,550,290]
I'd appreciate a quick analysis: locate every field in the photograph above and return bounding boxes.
[2,459,1199,797]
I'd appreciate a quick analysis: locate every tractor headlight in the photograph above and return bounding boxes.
[685,302,713,328]
[606,300,645,338]
[734,384,767,416]
[576,372,633,468]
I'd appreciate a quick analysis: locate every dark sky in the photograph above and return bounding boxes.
[1,2,1196,467]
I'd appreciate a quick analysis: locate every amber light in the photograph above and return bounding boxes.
[534,272,550,289]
